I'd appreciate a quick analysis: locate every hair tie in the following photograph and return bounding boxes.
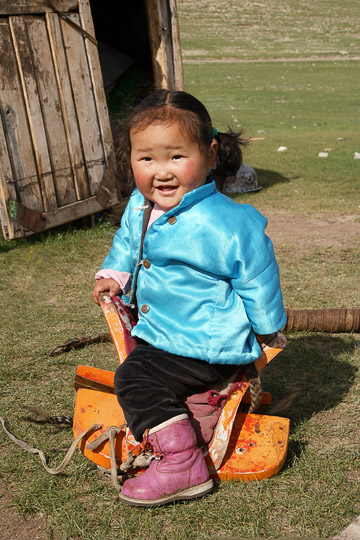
[212,127,220,138]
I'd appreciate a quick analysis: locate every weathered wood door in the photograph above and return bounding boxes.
[0,0,119,240]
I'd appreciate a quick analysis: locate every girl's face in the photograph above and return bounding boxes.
[130,122,217,210]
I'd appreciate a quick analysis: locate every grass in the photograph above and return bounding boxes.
[1,0,360,538]
[177,0,360,61]
[184,60,360,216]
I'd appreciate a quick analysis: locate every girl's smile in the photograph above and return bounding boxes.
[130,122,217,210]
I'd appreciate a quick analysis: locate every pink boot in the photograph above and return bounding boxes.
[119,415,213,506]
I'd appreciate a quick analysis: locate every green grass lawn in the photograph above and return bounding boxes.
[0,1,359,539]
[185,60,359,215]
[177,0,360,61]
[0,223,359,539]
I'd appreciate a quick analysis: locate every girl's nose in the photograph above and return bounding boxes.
[155,165,173,180]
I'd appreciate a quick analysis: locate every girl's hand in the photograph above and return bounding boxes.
[92,278,122,305]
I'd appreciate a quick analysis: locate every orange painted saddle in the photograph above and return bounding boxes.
[73,293,289,481]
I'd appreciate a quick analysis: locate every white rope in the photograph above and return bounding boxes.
[86,424,126,491]
[0,416,101,475]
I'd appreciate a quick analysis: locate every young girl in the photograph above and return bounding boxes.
[93,89,286,506]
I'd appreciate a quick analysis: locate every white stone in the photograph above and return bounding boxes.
[277,146,287,152]
[333,515,360,540]
[354,152,360,160]
[318,152,329,158]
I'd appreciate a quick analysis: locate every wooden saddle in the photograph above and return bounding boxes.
[73,293,289,481]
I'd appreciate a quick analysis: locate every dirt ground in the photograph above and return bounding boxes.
[265,210,360,251]
[0,482,48,540]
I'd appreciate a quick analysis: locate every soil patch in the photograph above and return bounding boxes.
[0,483,48,540]
[265,210,360,251]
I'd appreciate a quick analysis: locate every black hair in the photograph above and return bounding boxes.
[113,89,248,193]
[211,128,247,192]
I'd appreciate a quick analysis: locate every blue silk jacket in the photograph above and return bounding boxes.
[101,180,287,365]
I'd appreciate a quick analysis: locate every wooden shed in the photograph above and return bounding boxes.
[0,0,184,240]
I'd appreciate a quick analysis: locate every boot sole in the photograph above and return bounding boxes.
[118,479,214,507]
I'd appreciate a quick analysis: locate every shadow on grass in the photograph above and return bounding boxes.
[255,168,297,189]
[261,332,358,466]
[262,333,358,423]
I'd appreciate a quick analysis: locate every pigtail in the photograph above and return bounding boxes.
[242,362,263,413]
[211,128,250,192]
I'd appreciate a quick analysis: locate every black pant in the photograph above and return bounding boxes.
[114,341,238,441]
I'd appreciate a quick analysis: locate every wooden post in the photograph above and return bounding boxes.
[169,0,184,90]
[145,0,184,90]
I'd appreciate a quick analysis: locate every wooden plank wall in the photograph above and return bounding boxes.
[0,0,118,240]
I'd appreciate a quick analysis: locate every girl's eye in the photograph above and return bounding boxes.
[142,157,152,162]
[172,155,183,160]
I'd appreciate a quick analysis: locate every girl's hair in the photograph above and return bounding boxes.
[113,89,249,193]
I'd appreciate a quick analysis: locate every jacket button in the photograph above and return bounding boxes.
[143,259,151,269]
[168,216,177,225]
[141,304,150,314]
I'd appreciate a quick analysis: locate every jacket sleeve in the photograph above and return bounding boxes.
[230,206,287,334]
[100,198,136,274]
[95,269,132,294]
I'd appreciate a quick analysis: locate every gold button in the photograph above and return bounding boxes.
[168,216,177,225]
[141,304,150,314]
[143,259,151,269]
